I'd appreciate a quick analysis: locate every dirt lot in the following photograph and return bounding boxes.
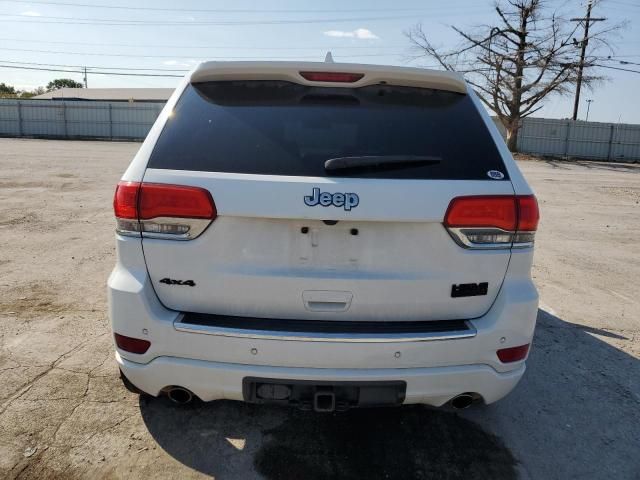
[0,138,638,479]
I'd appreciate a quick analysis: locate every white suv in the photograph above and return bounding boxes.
[109,61,539,411]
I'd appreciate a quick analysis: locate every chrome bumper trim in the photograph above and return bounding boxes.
[173,318,477,343]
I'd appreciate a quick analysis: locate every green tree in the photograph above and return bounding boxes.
[18,86,46,98]
[0,82,17,98]
[46,78,84,91]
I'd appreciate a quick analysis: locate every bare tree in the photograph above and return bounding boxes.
[406,0,622,151]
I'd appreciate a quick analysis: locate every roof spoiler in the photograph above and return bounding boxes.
[189,61,467,94]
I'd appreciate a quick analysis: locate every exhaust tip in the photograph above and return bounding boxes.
[166,386,194,405]
[450,393,474,410]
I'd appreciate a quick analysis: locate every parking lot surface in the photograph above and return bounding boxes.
[0,138,638,479]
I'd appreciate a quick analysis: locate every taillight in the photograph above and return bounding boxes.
[138,183,215,220]
[113,181,216,240]
[299,71,364,83]
[113,181,139,219]
[497,344,530,363]
[114,333,151,354]
[513,195,539,245]
[444,195,539,249]
[113,181,141,234]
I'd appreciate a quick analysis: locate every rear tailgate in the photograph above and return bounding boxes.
[141,173,512,320]
[140,72,514,321]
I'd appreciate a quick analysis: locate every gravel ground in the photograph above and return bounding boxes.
[0,138,638,479]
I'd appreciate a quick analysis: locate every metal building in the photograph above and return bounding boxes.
[32,88,174,103]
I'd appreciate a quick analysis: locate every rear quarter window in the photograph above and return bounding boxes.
[148,81,508,180]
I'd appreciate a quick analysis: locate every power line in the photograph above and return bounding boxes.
[0,58,453,72]
[0,47,194,58]
[0,12,457,26]
[5,61,638,79]
[0,46,407,59]
[598,57,640,66]
[3,59,638,85]
[0,0,460,14]
[0,37,406,50]
[0,62,447,79]
[0,37,636,59]
[0,59,190,71]
[593,64,640,74]
[0,63,184,77]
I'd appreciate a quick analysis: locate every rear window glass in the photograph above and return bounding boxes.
[148,81,508,180]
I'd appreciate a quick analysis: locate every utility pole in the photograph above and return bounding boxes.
[83,66,88,88]
[571,0,605,121]
[585,99,593,121]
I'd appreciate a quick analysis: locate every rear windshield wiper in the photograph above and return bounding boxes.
[324,155,441,172]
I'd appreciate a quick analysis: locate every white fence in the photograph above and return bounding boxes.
[516,118,640,162]
[0,100,163,140]
[0,99,639,161]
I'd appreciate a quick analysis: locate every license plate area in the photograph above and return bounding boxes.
[243,377,406,412]
[294,222,361,269]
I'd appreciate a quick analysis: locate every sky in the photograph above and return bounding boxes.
[0,0,639,123]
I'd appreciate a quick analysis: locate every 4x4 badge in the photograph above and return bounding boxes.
[304,187,359,211]
[159,278,195,287]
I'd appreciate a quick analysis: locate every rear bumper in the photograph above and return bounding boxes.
[109,236,538,406]
[117,351,525,406]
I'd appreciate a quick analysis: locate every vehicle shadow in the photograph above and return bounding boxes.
[543,159,573,170]
[461,309,639,479]
[543,159,640,173]
[139,309,640,479]
[140,397,517,480]
[573,160,640,172]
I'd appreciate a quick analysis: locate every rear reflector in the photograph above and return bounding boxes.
[113,181,216,240]
[444,195,539,249]
[299,71,364,83]
[114,333,151,354]
[497,344,530,363]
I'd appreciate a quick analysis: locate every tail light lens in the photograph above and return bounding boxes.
[497,343,530,363]
[299,71,364,83]
[113,181,216,240]
[444,195,539,249]
[113,181,139,219]
[512,195,539,245]
[138,183,215,220]
[114,333,151,354]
